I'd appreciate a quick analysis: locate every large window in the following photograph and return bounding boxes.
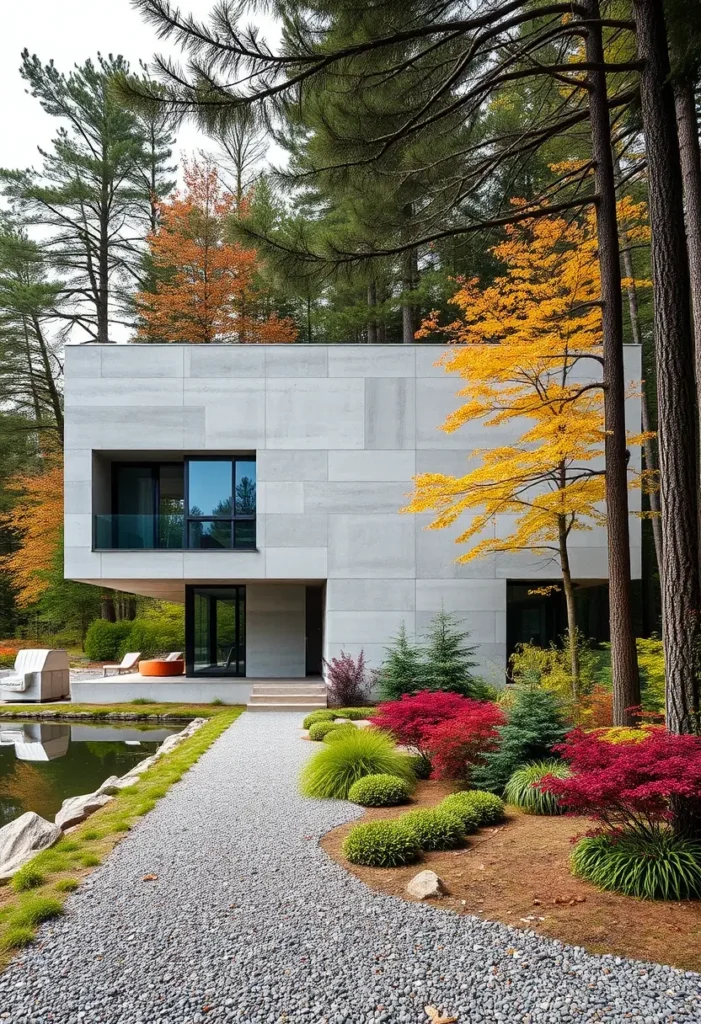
[95,456,256,550]
[186,458,256,549]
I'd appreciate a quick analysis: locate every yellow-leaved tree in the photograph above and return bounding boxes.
[404,202,649,693]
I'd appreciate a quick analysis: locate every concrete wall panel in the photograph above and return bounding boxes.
[266,378,365,449]
[328,514,415,578]
[365,377,415,449]
[246,584,306,677]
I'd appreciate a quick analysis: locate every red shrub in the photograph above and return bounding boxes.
[422,703,506,783]
[323,650,371,707]
[370,691,475,757]
[541,728,701,833]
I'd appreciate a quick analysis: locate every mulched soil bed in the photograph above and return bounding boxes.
[321,780,701,972]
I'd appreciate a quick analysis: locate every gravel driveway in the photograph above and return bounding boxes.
[2,711,700,1024]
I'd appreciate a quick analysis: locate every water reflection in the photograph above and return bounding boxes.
[0,719,184,827]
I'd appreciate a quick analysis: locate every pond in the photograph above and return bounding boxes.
[0,720,186,827]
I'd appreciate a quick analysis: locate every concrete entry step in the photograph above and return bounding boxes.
[251,683,326,696]
[246,702,328,713]
[248,693,326,706]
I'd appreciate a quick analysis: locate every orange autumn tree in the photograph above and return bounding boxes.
[404,202,649,692]
[1,457,63,606]
[136,159,296,344]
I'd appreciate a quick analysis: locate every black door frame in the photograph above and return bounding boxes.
[185,585,246,677]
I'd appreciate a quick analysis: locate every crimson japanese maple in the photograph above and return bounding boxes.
[542,728,701,836]
[422,703,506,783]
[370,691,476,758]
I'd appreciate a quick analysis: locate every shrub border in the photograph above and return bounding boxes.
[0,706,243,968]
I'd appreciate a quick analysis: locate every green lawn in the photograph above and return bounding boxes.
[0,706,243,965]
[0,701,237,721]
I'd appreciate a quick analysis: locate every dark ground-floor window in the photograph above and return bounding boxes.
[185,585,246,677]
[506,579,642,661]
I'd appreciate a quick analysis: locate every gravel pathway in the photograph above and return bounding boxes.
[2,712,700,1024]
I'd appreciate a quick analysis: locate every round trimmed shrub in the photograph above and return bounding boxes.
[323,723,358,744]
[441,790,505,827]
[300,728,415,800]
[572,830,701,901]
[504,760,569,815]
[436,794,481,833]
[308,720,340,742]
[303,710,336,730]
[343,820,421,867]
[348,774,413,807]
[401,808,466,851]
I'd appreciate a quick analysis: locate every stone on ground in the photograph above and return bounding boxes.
[407,869,444,899]
[55,793,112,831]
[0,811,61,880]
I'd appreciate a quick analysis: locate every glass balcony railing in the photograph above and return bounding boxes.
[94,515,257,551]
[94,514,186,550]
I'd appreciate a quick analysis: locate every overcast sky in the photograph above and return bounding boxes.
[2,0,280,175]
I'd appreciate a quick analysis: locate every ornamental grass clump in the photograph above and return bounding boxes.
[347,774,413,807]
[504,760,570,815]
[343,820,421,867]
[439,790,505,828]
[300,728,415,800]
[401,808,466,851]
[542,728,701,899]
[571,831,701,901]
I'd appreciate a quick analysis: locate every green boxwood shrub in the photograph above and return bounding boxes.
[571,830,701,901]
[401,808,466,851]
[504,760,570,815]
[303,710,337,729]
[308,720,341,741]
[300,728,415,799]
[441,790,506,827]
[343,820,421,867]
[435,794,481,833]
[83,619,133,661]
[347,773,413,807]
[323,723,358,743]
[333,707,375,721]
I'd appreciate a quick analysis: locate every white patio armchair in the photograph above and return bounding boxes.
[102,652,142,677]
[0,650,70,703]
[165,652,183,662]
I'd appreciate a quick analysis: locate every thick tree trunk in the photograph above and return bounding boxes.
[634,0,701,739]
[402,250,415,344]
[31,315,64,441]
[367,279,378,344]
[675,81,701,373]
[584,0,640,725]
[559,516,580,699]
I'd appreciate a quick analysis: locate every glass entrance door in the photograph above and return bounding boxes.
[185,586,246,676]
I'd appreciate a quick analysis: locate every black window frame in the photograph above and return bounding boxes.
[184,455,256,551]
[185,584,246,677]
[95,455,257,551]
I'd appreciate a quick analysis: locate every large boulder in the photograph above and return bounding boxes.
[0,811,61,881]
[55,793,112,831]
[407,870,444,900]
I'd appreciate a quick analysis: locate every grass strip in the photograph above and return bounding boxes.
[0,706,243,967]
[0,702,233,722]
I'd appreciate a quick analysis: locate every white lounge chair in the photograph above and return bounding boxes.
[0,650,70,703]
[102,652,142,677]
[165,652,183,662]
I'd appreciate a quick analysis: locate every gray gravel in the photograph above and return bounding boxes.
[1,711,700,1024]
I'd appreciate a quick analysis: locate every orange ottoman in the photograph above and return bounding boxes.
[139,659,185,677]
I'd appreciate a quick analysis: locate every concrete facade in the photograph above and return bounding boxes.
[64,343,642,691]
